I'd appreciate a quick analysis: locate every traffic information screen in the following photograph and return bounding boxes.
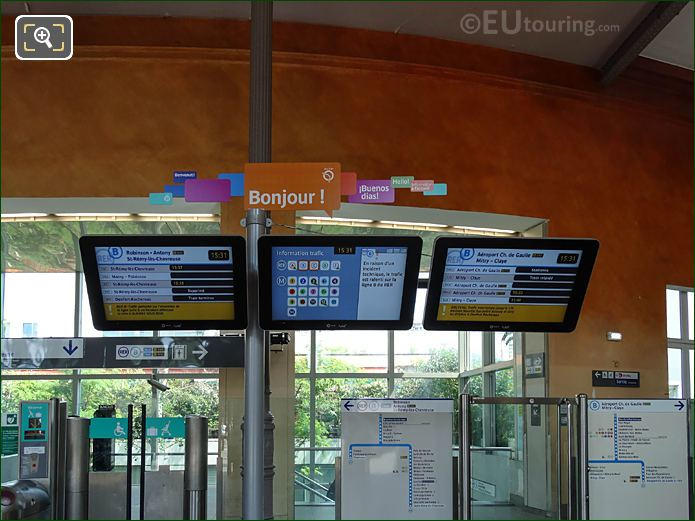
[80,236,246,330]
[424,237,598,332]
[259,236,422,330]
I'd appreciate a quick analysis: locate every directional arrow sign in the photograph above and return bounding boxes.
[675,400,685,411]
[192,346,208,361]
[344,400,354,411]
[63,340,79,356]
[594,371,601,378]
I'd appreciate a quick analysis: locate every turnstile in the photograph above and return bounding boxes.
[3,399,209,521]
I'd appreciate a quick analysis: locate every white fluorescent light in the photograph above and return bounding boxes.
[1,213,49,218]
[55,212,132,217]
[137,213,216,218]
[300,216,374,223]
[453,225,516,234]
[606,332,622,342]
[380,220,448,228]
[331,217,374,223]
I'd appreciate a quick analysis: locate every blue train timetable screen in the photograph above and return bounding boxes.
[271,246,408,320]
[438,247,583,322]
[96,245,236,321]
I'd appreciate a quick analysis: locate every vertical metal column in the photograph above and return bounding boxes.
[126,404,133,521]
[140,404,146,520]
[184,415,208,520]
[576,395,589,520]
[556,403,563,520]
[334,456,341,521]
[50,399,68,520]
[243,1,273,519]
[566,402,574,520]
[65,416,90,520]
[458,394,471,520]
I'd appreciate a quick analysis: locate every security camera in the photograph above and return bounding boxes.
[146,379,169,392]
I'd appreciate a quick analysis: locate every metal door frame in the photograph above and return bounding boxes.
[458,394,589,520]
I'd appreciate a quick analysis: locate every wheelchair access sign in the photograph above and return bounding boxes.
[89,417,185,439]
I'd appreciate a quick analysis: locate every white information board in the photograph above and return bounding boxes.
[341,398,453,520]
[588,399,690,520]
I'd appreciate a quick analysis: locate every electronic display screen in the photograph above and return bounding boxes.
[80,236,247,330]
[423,237,598,332]
[259,236,422,330]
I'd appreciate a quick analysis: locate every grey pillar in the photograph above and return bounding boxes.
[459,394,471,520]
[243,1,273,519]
[184,415,208,520]
[576,394,589,520]
[65,416,90,520]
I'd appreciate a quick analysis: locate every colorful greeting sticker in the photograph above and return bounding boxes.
[149,192,174,205]
[391,176,414,189]
[244,162,341,215]
[164,184,185,198]
[410,180,434,192]
[218,173,245,197]
[423,183,447,196]
[348,180,395,204]
[173,170,197,183]
[184,179,232,202]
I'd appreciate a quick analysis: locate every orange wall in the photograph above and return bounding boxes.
[1,16,692,397]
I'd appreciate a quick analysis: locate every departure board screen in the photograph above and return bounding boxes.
[80,236,247,330]
[424,238,598,332]
[259,236,422,330]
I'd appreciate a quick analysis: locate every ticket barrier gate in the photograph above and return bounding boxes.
[2,399,209,520]
[458,394,589,520]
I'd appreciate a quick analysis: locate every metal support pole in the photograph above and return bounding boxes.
[458,394,471,520]
[334,456,341,521]
[557,403,563,520]
[140,404,146,520]
[126,404,133,521]
[566,402,574,520]
[65,416,90,520]
[576,395,589,520]
[53,400,68,520]
[243,1,273,519]
[184,415,208,520]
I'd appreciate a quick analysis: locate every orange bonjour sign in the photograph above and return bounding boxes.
[244,162,341,214]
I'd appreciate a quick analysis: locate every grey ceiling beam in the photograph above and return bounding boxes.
[600,1,688,85]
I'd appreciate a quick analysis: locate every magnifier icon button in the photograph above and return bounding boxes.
[33,26,52,49]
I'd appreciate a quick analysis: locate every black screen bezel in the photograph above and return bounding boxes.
[423,237,599,332]
[258,235,422,331]
[80,235,247,331]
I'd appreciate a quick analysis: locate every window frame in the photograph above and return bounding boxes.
[666,285,694,399]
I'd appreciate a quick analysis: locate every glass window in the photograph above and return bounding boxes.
[468,332,483,370]
[494,368,515,448]
[314,378,387,444]
[666,288,681,339]
[79,378,153,418]
[295,331,311,373]
[4,273,76,337]
[494,332,514,362]
[295,378,311,447]
[159,378,219,432]
[316,331,387,373]
[393,378,458,400]
[667,348,682,398]
[464,375,483,446]
[1,379,73,414]
[688,292,694,341]
[690,350,694,399]
[395,289,458,373]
